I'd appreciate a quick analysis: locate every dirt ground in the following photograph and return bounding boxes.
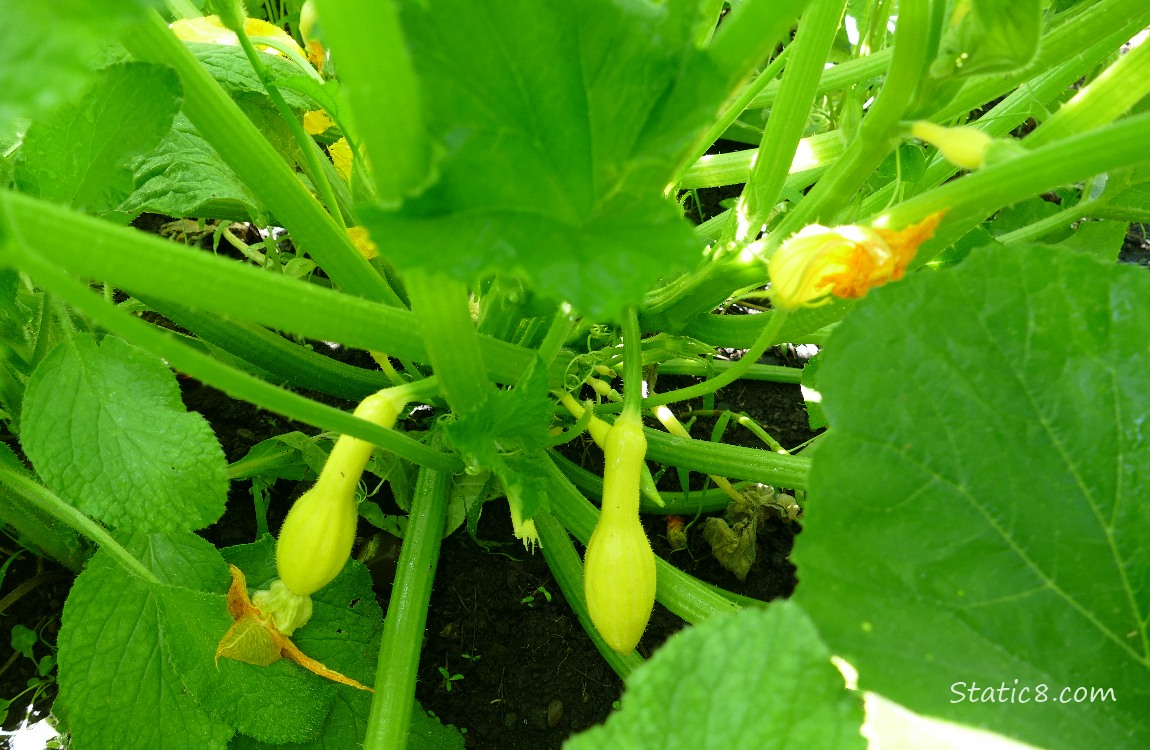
[0,345,817,748]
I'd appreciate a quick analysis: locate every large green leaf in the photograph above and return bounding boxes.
[220,537,464,750]
[187,44,315,112]
[566,603,864,749]
[163,535,385,745]
[16,62,181,215]
[930,0,1043,79]
[55,533,234,750]
[122,112,266,222]
[362,0,775,319]
[793,243,1150,749]
[0,0,156,131]
[20,334,228,532]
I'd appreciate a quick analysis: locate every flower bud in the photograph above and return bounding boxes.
[910,121,993,170]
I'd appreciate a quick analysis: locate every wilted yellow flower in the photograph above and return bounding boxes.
[171,15,305,59]
[329,137,353,182]
[299,1,326,70]
[769,212,945,310]
[303,110,335,135]
[911,121,993,170]
[347,226,378,260]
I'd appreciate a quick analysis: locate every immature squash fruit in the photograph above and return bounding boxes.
[583,412,657,654]
[258,389,407,632]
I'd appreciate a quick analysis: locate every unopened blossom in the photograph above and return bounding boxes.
[911,121,993,170]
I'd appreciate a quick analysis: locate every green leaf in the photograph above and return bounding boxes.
[160,586,335,744]
[362,0,764,319]
[15,62,181,215]
[121,112,267,222]
[188,43,315,112]
[407,705,467,750]
[793,244,1150,750]
[210,536,381,747]
[56,533,234,750]
[930,0,1043,79]
[566,603,864,749]
[20,334,228,532]
[1053,219,1128,263]
[0,0,155,132]
[444,357,553,520]
[10,624,36,660]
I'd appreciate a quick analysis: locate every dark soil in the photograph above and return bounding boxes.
[0,345,818,746]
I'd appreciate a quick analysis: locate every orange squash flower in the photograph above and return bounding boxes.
[768,211,945,310]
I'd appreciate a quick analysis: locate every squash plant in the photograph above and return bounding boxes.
[1,0,1149,748]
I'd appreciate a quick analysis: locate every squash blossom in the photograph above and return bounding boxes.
[768,212,945,310]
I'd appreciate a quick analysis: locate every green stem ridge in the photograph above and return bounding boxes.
[1,240,462,473]
[0,468,157,583]
[733,0,847,241]
[1024,33,1150,150]
[0,190,534,385]
[770,0,933,240]
[886,112,1150,262]
[363,460,450,750]
[405,272,492,413]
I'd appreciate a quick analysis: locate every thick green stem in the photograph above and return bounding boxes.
[733,0,846,241]
[881,112,1150,263]
[658,358,802,384]
[140,297,392,400]
[1024,35,1150,150]
[535,510,644,678]
[0,468,157,583]
[860,21,1133,218]
[120,11,398,303]
[0,471,87,572]
[677,46,792,183]
[313,0,431,203]
[747,48,893,110]
[643,427,810,491]
[769,0,933,239]
[1,242,461,473]
[0,190,534,385]
[546,458,738,625]
[406,272,492,413]
[363,460,450,750]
